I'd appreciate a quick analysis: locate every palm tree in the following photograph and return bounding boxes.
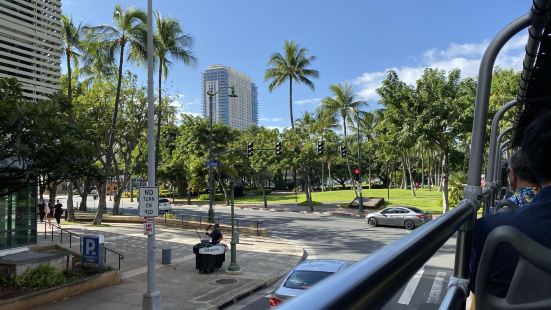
[151,12,196,177]
[61,15,86,222]
[87,5,147,223]
[265,40,319,129]
[322,83,366,194]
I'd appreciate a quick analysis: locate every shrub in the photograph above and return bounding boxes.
[198,194,224,201]
[1,264,65,289]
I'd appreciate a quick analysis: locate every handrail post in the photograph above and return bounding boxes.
[459,14,531,310]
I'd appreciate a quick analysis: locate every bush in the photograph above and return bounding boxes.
[163,213,177,219]
[0,264,65,289]
[198,194,224,201]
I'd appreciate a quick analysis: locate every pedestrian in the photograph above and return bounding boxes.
[54,199,63,225]
[46,202,53,225]
[208,224,223,245]
[37,199,46,223]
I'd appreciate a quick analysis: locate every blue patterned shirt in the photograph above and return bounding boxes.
[507,187,539,208]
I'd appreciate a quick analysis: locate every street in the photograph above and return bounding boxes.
[55,196,456,309]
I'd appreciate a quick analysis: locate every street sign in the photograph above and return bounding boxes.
[144,217,154,235]
[207,160,219,167]
[139,187,159,217]
[82,235,104,268]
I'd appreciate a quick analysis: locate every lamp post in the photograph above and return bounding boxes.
[226,176,241,273]
[207,88,217,223]
[356,109,364,213]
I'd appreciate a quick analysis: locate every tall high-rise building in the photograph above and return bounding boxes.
[0,0,61,252]
[202,65,258,130]
[0,0,62,100]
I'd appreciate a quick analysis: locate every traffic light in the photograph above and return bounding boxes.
[317,141,324,154]
[275,142,282,155]
[247,142,254,157]
[354,168,360,181]
[340,145,347,157]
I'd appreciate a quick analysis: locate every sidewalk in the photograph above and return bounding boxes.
[36,222,305,310]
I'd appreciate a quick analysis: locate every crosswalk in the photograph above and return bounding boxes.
[383,266,452,310]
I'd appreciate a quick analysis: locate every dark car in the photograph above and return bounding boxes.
[365,206,432,230]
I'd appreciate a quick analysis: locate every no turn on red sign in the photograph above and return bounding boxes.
[139,187,159,217]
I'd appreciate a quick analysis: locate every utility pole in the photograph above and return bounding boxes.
[207,89,217,223]
[142,0,161,309]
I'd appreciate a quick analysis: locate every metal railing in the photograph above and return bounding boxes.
[162,212,264,235]
[43,222,124,270]
[280,199,476,309]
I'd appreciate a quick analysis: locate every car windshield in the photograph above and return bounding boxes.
[283,270,333,290]
[159,199,169,203]
[407,207,424,213]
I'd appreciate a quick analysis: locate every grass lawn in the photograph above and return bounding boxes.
[234,188,444,213]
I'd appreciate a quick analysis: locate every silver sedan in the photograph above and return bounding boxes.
[365,206,432,230]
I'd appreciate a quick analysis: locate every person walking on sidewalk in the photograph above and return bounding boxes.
[37,199,46,223]
[54,200,63,225]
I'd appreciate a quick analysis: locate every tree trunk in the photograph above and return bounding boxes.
[218,179,229,206]
[67,181,75,221]
[79,194,88,211]
[47,180,57,210]
[306,169,313,211]
[428,154,432,191]
[155,62,163,179]
[406,153,416,197]
[442,149,450,213]
[402,155,408,190]
[259,174,268,208]
[327,161,333,189]
[320,158,324,192]
[289,77,294,129]
[421,152,425,187]
[95,42,126,225]
[94,182,107,225]
[113,190,122,214]
[130,180,134,202]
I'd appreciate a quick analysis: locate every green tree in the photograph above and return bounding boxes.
[321,83,366,195]
[265,40,319,129]
[152,12,196,177]
[412,68,475,212]
[86,5,147,224]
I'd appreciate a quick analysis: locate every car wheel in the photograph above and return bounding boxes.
[368,217,377,226]
[404,219,415,230]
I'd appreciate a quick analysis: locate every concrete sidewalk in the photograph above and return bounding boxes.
[36,222,305,310]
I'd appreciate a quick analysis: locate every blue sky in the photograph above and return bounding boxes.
[62,0,529,130]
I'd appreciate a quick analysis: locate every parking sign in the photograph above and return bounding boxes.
[82,235,104,268]
[139,187,159,217]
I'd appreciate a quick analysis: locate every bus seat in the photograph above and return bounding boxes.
[475,226,551,309]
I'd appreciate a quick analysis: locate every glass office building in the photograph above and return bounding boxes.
[0,186,37,250]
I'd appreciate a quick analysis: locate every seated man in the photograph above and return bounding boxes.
[469,112,551,298]
[506,150,540,208]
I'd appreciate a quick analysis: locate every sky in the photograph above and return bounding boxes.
[62,0,530,131]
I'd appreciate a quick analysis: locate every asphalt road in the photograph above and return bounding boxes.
[56,196,457,309]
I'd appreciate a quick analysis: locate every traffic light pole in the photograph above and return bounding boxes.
[356,110,364,213]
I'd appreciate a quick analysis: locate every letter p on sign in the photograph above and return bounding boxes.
[85,239,96,256]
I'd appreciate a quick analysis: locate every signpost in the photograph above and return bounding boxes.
[139,187,159,217]
[82,235,104,268]
[144,217,154,235]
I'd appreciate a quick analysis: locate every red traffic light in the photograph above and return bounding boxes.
[354,168,360,175]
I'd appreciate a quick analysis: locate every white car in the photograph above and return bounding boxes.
[158,198,171,213]
[269,259,353,306]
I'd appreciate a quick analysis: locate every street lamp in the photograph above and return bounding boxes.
[207,87,218,223]
[226,86,241,273]
[226,176,241,273]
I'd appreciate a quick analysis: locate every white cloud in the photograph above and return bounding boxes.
[353,34,528,103]
[260,117,283,122]
[265,125,288,132]
[295,97,323,105]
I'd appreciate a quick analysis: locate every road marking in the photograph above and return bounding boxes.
[397,268,425,305]
[427,271,446,304]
